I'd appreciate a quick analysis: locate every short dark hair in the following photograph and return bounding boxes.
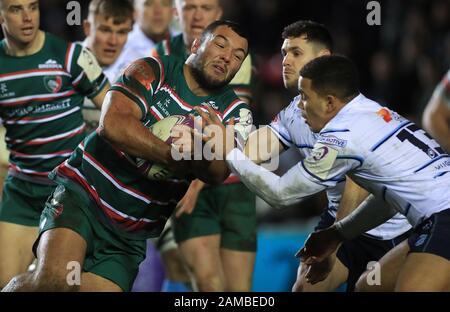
[282,20,333,53]
[200,20,249,53]
[300,55,359,100]
[88,0,134,25]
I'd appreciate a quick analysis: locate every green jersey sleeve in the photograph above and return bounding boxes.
[109,57,164,120]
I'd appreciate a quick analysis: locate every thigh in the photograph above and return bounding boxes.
[355,239,409,292]
[220,248,255,291]
[0,221,38,287]
[80,272,123,292]
[33,227,88,290]
[395,252,450,291]
[178,235,222,275]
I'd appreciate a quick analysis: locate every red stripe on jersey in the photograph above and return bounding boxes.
[57,164,158,231]
[0,68,68,79]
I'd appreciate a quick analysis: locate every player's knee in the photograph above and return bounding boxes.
[196,272,224,292]
[292,279,305,292]
[32,266,79,291]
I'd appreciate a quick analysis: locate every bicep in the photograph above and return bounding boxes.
[100,91,144,128]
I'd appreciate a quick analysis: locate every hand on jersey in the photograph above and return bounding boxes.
[296,226,343,265]
[190,106,236,161]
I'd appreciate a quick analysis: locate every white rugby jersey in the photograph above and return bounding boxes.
[228,94,450,228]
[268,96,411,239]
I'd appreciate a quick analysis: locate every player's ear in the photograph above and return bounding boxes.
[82,19,91,37]
[191,38,201,54]
[215,7,223,20]
[318,48,331,57]
[326,95,338,113]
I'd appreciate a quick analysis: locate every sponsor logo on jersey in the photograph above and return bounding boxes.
[414,234,428,247]
[377,108,392,122]
[43,75,63,93]
[39,59,63,69]
[0,83,15,98]
[318,135,347,148]
[156,99,171,116]
[271,114,279,123]
[203,101,219,110]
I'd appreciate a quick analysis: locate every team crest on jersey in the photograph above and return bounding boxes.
[124,59,155,91]
[318,135,347,148]
[43,75,63,93]
[304,142,339,180]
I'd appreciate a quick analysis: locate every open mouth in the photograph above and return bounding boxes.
[213,64,225,74]
[103,49,117,56]
[21,26,34,35]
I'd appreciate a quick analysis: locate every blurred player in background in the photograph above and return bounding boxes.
[81,0,133,133]
[108,0,175,82]
[422,69,450,152]
[0,0,109,288]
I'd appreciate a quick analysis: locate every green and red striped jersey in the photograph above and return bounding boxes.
[0,32,108,184]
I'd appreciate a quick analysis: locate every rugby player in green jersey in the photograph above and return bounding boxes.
[3,20,252,292]
[0,0,109,288]
[81,0,133,133]
[154,0,256,292]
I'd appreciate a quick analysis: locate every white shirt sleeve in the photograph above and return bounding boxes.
[226,135,363,209]
[226,148,326,209]
[268,98,299,147]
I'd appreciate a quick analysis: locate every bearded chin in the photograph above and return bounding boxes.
[190,59,231,91]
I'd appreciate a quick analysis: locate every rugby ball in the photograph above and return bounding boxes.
[144,115,195,180]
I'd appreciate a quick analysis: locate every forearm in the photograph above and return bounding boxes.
[100,102,173,166]
[335,177,369,221]
[422,98,450,152]
[425,113,450,152]
[192,159,231,185]
[244,126,285,164]
[334,194,397,240]
[226,148,323,209]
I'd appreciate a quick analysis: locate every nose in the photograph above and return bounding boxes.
[282,54,291,68]
[153,1,163,15]
[193,8,203,21]
[22,9,32,22]
[220,48,232,64]
[108,33,118,46]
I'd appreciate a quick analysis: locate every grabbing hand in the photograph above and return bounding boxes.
[175,179,205,218]
[295,226,343,265]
